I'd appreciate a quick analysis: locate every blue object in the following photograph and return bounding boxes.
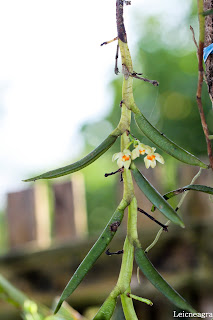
[203,43,213,62]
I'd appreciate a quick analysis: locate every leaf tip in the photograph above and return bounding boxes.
[54,300,63,314]
[22,177,37,183]
[180,221,185,228]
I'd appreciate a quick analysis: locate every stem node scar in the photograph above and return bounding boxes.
[122,64,130,80]
[120,100,124,107]
[110,221,121,232]
[115,43,120,75]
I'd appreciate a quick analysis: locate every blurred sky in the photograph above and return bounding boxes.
[0,0,192,209]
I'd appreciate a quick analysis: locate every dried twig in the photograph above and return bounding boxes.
[105,248,124,256]
[190,25,199,50]
[137,207,168,231]
[131,72,159,87]
[100,37,118,46]
[105,167,124,177]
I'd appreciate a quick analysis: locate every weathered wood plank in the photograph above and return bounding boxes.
[6,188,37,248]
[53,180,76,240]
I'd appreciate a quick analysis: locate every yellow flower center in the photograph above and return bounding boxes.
[122,155,130,161]
[147,154,155,161]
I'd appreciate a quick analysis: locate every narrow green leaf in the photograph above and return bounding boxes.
[131,163,184,227]
[151,184,213,212]
[0,275,27,307]
[54,200,128,314]
[92,295,117,320]
[24,134,118,181]
[134,245,197,313]
[134,111,208,169]
[202,9,213,16]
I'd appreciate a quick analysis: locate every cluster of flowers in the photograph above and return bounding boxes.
[112,141,164,169]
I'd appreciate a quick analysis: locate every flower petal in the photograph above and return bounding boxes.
[150,159,156,168]
[144,145,152,154]
[112,152,122,162]
[117,158,124,168]
[132,148,140,160]
[150,147,156,153]
[123,149,132,156]
[155,153,165,164]
[144,157,150,169]
[123,159,131,169]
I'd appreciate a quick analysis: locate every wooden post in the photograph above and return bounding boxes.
[6,188,37,248]
[53,174,87,241]
[53,180,77,241]
[34,181,51,248]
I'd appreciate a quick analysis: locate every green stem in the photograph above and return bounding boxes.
[198,0,205,42]
[121,290,138,320]
[116,236,134,293]
[128,293,153,306]
[127,197,138,243]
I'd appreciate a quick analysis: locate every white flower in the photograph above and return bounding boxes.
[112,149,132,169]
[131,143,152,160]
[144,147,164,169]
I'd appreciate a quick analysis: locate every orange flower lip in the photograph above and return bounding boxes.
[122,155,130,161]
[147,155,155,161]
[139,149,145,154]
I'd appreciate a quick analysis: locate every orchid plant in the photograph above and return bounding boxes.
[1,1,213,320]
[23,1,213,319]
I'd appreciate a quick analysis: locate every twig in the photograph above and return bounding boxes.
[175,167,202,211]
[145,220,170,253]
[137,207,168,231]
[105,167,124,177]
[131,72,159,87]
[145,167,202,253]
[190,25,199,50]
[105,248,124,256]
[100,37,118,46]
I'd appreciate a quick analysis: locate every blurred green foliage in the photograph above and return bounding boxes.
[80,2,212,234]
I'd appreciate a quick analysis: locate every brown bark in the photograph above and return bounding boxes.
[204,0,213,102]
[116,0,127,42]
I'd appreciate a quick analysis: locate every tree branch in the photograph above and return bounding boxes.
[197,0,213,170]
